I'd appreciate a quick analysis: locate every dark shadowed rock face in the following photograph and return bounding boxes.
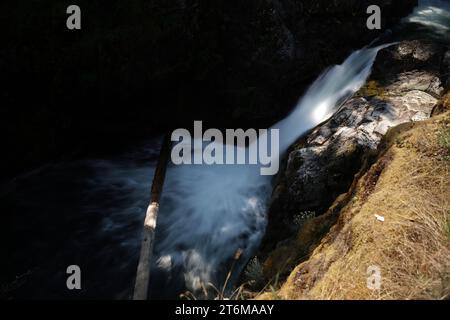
[262,40,448,250]
[2,0,417,178]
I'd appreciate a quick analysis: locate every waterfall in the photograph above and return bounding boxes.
[274,45,391,153]
[0,39,390,302]
[150,44,390,298]
[7,0,447,300]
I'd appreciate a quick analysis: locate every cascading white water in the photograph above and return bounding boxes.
[402,0,450,37]
[274,44,391,153]
[169,0,450,298]
[150,43,390,298]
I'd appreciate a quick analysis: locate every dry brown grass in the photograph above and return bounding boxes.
[259,112,450,300]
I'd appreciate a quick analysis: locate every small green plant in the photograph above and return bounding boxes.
[243,257,265,290]
[438,126,450,152]
[293,211,316,227]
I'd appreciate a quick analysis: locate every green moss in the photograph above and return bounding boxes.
[355,80,385,98]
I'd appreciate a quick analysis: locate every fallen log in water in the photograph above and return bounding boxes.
[133,134,171,300]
